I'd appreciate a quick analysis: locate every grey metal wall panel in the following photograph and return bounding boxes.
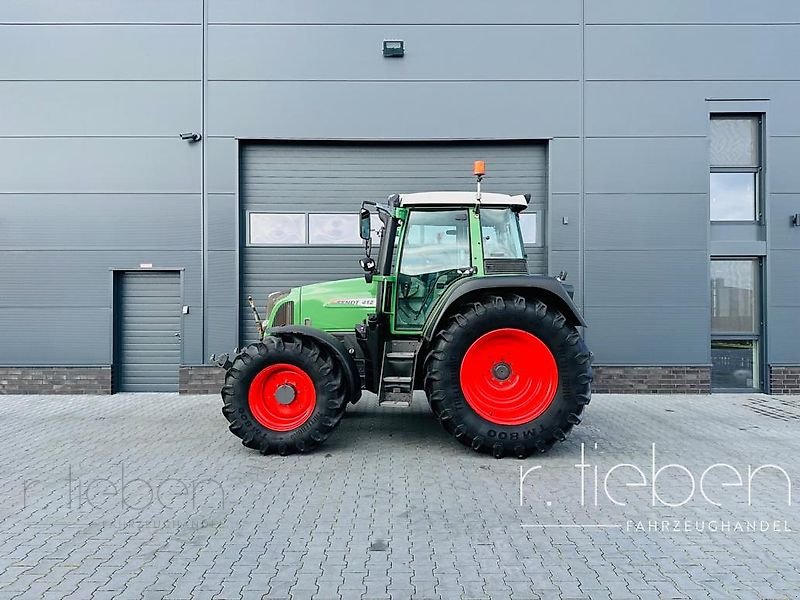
[181,307,204,365]
[548,194,579,251]
[0,195,201,250]
[0,307,110,365]
[206,81,580,139]
[585,25,800,81]
[548,138,580,195]
[768,306,800,365]
[585,82,708,137]
[114,271,181,392]
[208,1,581,25]
[208,25,579,81]
[0,251,201,308]
[586,81,800,136]
[585,194,707,251]
[206,250,238,307]
[0,0,201,23]
[586,1,800,24]
[0,82,201,136]
[769,137,800,194]
[0,25,201,80]
[584,137,708,194]
[207,194,237,251]
[239,141,548,345]
[206,137,238,194]
[0,138,201,193]
[586,306,710,365]
[769,195,800,250]
[584,251,708,308]
[206,307,238,358]
[768,251,800,307]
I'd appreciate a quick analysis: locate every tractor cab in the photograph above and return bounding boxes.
[358,190,531,333]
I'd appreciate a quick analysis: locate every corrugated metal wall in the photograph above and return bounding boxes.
[114,271,182,392]
[238,142,547,346]
[1,0,800,379]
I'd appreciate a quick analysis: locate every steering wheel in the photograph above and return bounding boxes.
[398,273,425,299]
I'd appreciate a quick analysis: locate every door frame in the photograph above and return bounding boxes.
[109,268,185,392]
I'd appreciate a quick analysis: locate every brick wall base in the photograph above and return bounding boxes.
[0,366,112,394]
[593,366,711,394]
[2,364,793,396]
[769,366,800,394]
[179,365,225,395]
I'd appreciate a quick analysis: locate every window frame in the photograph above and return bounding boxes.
[396,207,472,278]
[709,257,764,391]
[709,113,764,224]
[517,210,544,248]
[246,211,308,247]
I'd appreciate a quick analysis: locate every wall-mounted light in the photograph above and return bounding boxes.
[179,132,202,143]
[383,40,404,58]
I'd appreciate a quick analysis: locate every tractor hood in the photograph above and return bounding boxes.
[297,277,379,332]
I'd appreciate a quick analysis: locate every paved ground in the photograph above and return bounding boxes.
[0,392,799,600]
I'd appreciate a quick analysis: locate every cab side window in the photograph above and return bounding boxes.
[395,210,471,330]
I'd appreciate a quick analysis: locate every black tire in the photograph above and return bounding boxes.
[221,334,347,455]
[424,294,592,458]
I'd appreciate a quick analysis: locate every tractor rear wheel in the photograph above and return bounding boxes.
[221,334,347,455]
[424,294,592,458]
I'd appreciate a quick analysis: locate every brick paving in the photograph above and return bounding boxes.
[0,392,799,599]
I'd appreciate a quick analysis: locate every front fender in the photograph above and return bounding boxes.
[421,275,586,341]
[264,325,362,403]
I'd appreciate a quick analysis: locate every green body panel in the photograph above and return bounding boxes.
[267,277,378,333]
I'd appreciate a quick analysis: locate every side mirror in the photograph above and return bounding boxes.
[359,208,371,241]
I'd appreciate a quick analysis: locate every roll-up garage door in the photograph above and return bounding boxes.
[114,270,182,392]
[239,141,547,346]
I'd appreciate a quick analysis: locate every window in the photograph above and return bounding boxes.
[709,115,762,222]
[308,213,360,245]
[248,212,382,246]
[710,259,761,390]
[480,208,525,259]
[396,209,471,330]
[518,212,541,246]
[249,213,306,245]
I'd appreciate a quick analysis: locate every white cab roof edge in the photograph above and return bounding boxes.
[398,191,529,208]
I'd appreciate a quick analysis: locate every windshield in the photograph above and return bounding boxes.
[480,208,525,259]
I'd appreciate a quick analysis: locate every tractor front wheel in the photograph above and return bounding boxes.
[221,335,347,455]
[424,294,592,458]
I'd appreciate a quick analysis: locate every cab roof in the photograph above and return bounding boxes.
[398,191,529,209]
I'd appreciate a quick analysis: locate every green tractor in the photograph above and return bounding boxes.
[216,162,592,458]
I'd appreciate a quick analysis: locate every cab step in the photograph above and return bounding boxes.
[378,339,420,407]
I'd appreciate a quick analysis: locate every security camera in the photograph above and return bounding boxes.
[179,132,202,142]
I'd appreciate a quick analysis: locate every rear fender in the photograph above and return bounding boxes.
[421,275,586,342]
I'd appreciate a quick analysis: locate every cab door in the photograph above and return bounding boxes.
[392,208,473,332]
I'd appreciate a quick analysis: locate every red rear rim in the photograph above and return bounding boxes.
[248,363,317,431]
[460,328,558,426]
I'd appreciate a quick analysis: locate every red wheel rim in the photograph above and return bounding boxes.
[460,328,558,426]
[248,363,316,431]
